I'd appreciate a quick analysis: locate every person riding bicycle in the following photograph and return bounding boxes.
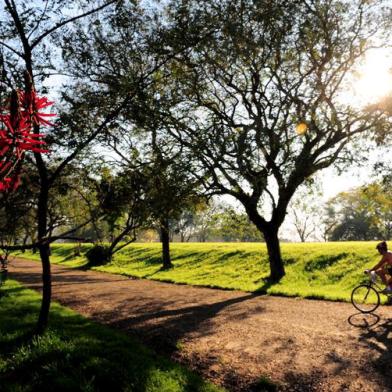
[368,241,392,294]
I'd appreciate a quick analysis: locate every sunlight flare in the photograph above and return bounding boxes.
[354,50,392,103]
[296,122,308,135]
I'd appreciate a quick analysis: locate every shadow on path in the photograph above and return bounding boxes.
[97,293,261,355]
[10,270,127,287]
[347,311,392,391]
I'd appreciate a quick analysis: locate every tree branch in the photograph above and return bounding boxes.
[0,40,23,58]
[31,1,117,49]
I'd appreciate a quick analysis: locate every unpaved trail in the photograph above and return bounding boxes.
[8,258,392,392]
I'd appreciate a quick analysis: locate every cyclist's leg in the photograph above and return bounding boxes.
[386,268,392,287]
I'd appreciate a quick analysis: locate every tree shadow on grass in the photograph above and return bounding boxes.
[0,285,24,300]
[304,253,348,272]
[0,328,36,355]
[1,325,219,392]
[172,251,210,262]
[253,277,275,294]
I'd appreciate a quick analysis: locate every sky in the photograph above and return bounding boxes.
[321,47,392,198]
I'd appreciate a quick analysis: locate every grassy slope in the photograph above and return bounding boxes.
[15,241,383,302]
[0,279,223,392]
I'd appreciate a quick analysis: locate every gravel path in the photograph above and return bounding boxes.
[9,258,392,392]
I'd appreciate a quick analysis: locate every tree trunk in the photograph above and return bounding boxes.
[35,151,51,334]
[21,234,30,252]
[160,219,172,269]
[263,226,285,282]
[36,242,51,334]
[245,206,285,282]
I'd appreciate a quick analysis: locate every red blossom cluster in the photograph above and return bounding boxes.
[0,89,55,191]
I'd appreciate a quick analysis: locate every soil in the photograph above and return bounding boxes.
[8,258,392,392]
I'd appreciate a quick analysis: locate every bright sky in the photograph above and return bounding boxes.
[323,47,392,199]
[353,48,392,104]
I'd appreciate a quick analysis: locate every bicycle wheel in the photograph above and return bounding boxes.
[351,285,380,313]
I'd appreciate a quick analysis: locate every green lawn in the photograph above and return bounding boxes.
[0,279,223,392]
[14,241,384,302]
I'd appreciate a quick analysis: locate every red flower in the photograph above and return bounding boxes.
[19,89,56,127]
[0,87,55,191]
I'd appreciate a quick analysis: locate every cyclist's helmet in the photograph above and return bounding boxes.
[376,241,388,251]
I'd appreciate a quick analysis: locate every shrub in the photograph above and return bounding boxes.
[85,245,111,266]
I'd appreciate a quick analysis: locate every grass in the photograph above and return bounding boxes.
[0,279,224,392]
[14,241,386,303]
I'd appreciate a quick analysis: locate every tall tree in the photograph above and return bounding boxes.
[158,0,391,281]
[142,141,202,269]
[172,210,197,242]
[0,0,126,333]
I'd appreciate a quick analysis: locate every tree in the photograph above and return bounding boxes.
[361,182,392,239]
[193,201,220,242]
[328,182,392,241]
[327,188,381,241]
[142,147,203,269]
[290,204,317,243]
[95,167,151,263]
[0,0,126,333]
[172,210,197,242]
[159,0,391,281]
[213,206,264,242]
[321,203,339,242]
[288,185,321,242]
[0,177,35,255]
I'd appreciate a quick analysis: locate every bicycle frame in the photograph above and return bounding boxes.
[366,273,392,296]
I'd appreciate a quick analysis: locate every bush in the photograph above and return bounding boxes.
[85,245,111,266]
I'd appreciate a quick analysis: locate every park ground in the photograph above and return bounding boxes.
[15,241,389,302]
[7,256,392,392]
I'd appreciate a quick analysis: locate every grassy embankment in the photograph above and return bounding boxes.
[14,241,383,302]
[0,279,223,392]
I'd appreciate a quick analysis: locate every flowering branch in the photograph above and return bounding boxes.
[0,83,54,191]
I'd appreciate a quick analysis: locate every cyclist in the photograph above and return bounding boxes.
[369,241,392,294]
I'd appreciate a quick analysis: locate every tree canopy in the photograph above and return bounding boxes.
[152,0,392,280]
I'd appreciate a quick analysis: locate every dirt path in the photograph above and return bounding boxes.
[8,258,392,392]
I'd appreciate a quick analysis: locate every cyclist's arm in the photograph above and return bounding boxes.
[371,257,386,271]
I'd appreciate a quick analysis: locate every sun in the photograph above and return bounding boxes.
[354,49,392,104]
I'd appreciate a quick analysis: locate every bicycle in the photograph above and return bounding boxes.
[351,270,392,313]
